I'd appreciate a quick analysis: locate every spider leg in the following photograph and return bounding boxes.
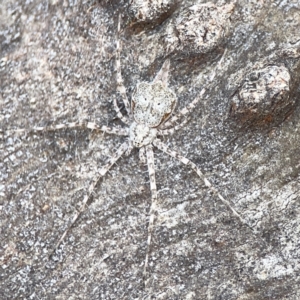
[139,146,146,164]
[162,49,227,130]
[161,88,206,130]
[158,117,190,136]
[153,138,247,225]
[153,59,170,86]
[113,96,130,125]
[153,138,280,257]
[115,14,131,119]
[50,141,130,256]
[6,121,128,136]
[143,144,158,285]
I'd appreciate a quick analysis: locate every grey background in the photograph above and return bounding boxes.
[1,0,300,299]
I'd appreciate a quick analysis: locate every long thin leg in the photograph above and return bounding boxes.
[50,141,130,256]
[158,117,190,136]
[139,146,146,164]
[113,96,130,125]
[153,59,170,86]
[143,144,158,286]
[115,14,131,117]
[153,138,280,258]
[161,88,206,130]
[153,138,246,225]
[5,121,128,136]
[162,49,227,130]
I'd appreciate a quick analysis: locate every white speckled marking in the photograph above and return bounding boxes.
[132,81,177,127]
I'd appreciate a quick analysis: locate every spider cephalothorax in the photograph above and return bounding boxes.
[129,123,157,148]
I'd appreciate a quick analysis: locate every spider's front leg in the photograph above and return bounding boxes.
[2,121,128,137]
[114,14,131,124]
[161,50,227,132]
[158,117,190,136]
[161,88,206,131]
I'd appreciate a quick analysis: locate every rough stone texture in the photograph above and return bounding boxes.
[163,2,234,56]
[128,0,178,30]
[1,0,300,299]
[230,64,293,127]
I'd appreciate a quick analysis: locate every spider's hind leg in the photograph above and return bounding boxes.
[143,144,158,288]
[161,88,206,130]
[50,141,130,257]
[153,138,277,256]
[139,146,146,164]
[153,138,247,226]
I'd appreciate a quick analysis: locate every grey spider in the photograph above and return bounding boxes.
[3,23,245,287]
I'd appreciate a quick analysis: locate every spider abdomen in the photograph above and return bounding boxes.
[131,81,177,127]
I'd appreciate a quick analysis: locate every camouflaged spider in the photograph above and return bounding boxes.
[5,23,245,286]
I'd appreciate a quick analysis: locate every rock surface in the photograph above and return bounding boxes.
[1,0,300,299]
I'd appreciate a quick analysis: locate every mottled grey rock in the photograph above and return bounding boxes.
[163,2,234,55]
[128,0,178,29]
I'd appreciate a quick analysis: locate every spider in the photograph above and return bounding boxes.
[3,19,246,287]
